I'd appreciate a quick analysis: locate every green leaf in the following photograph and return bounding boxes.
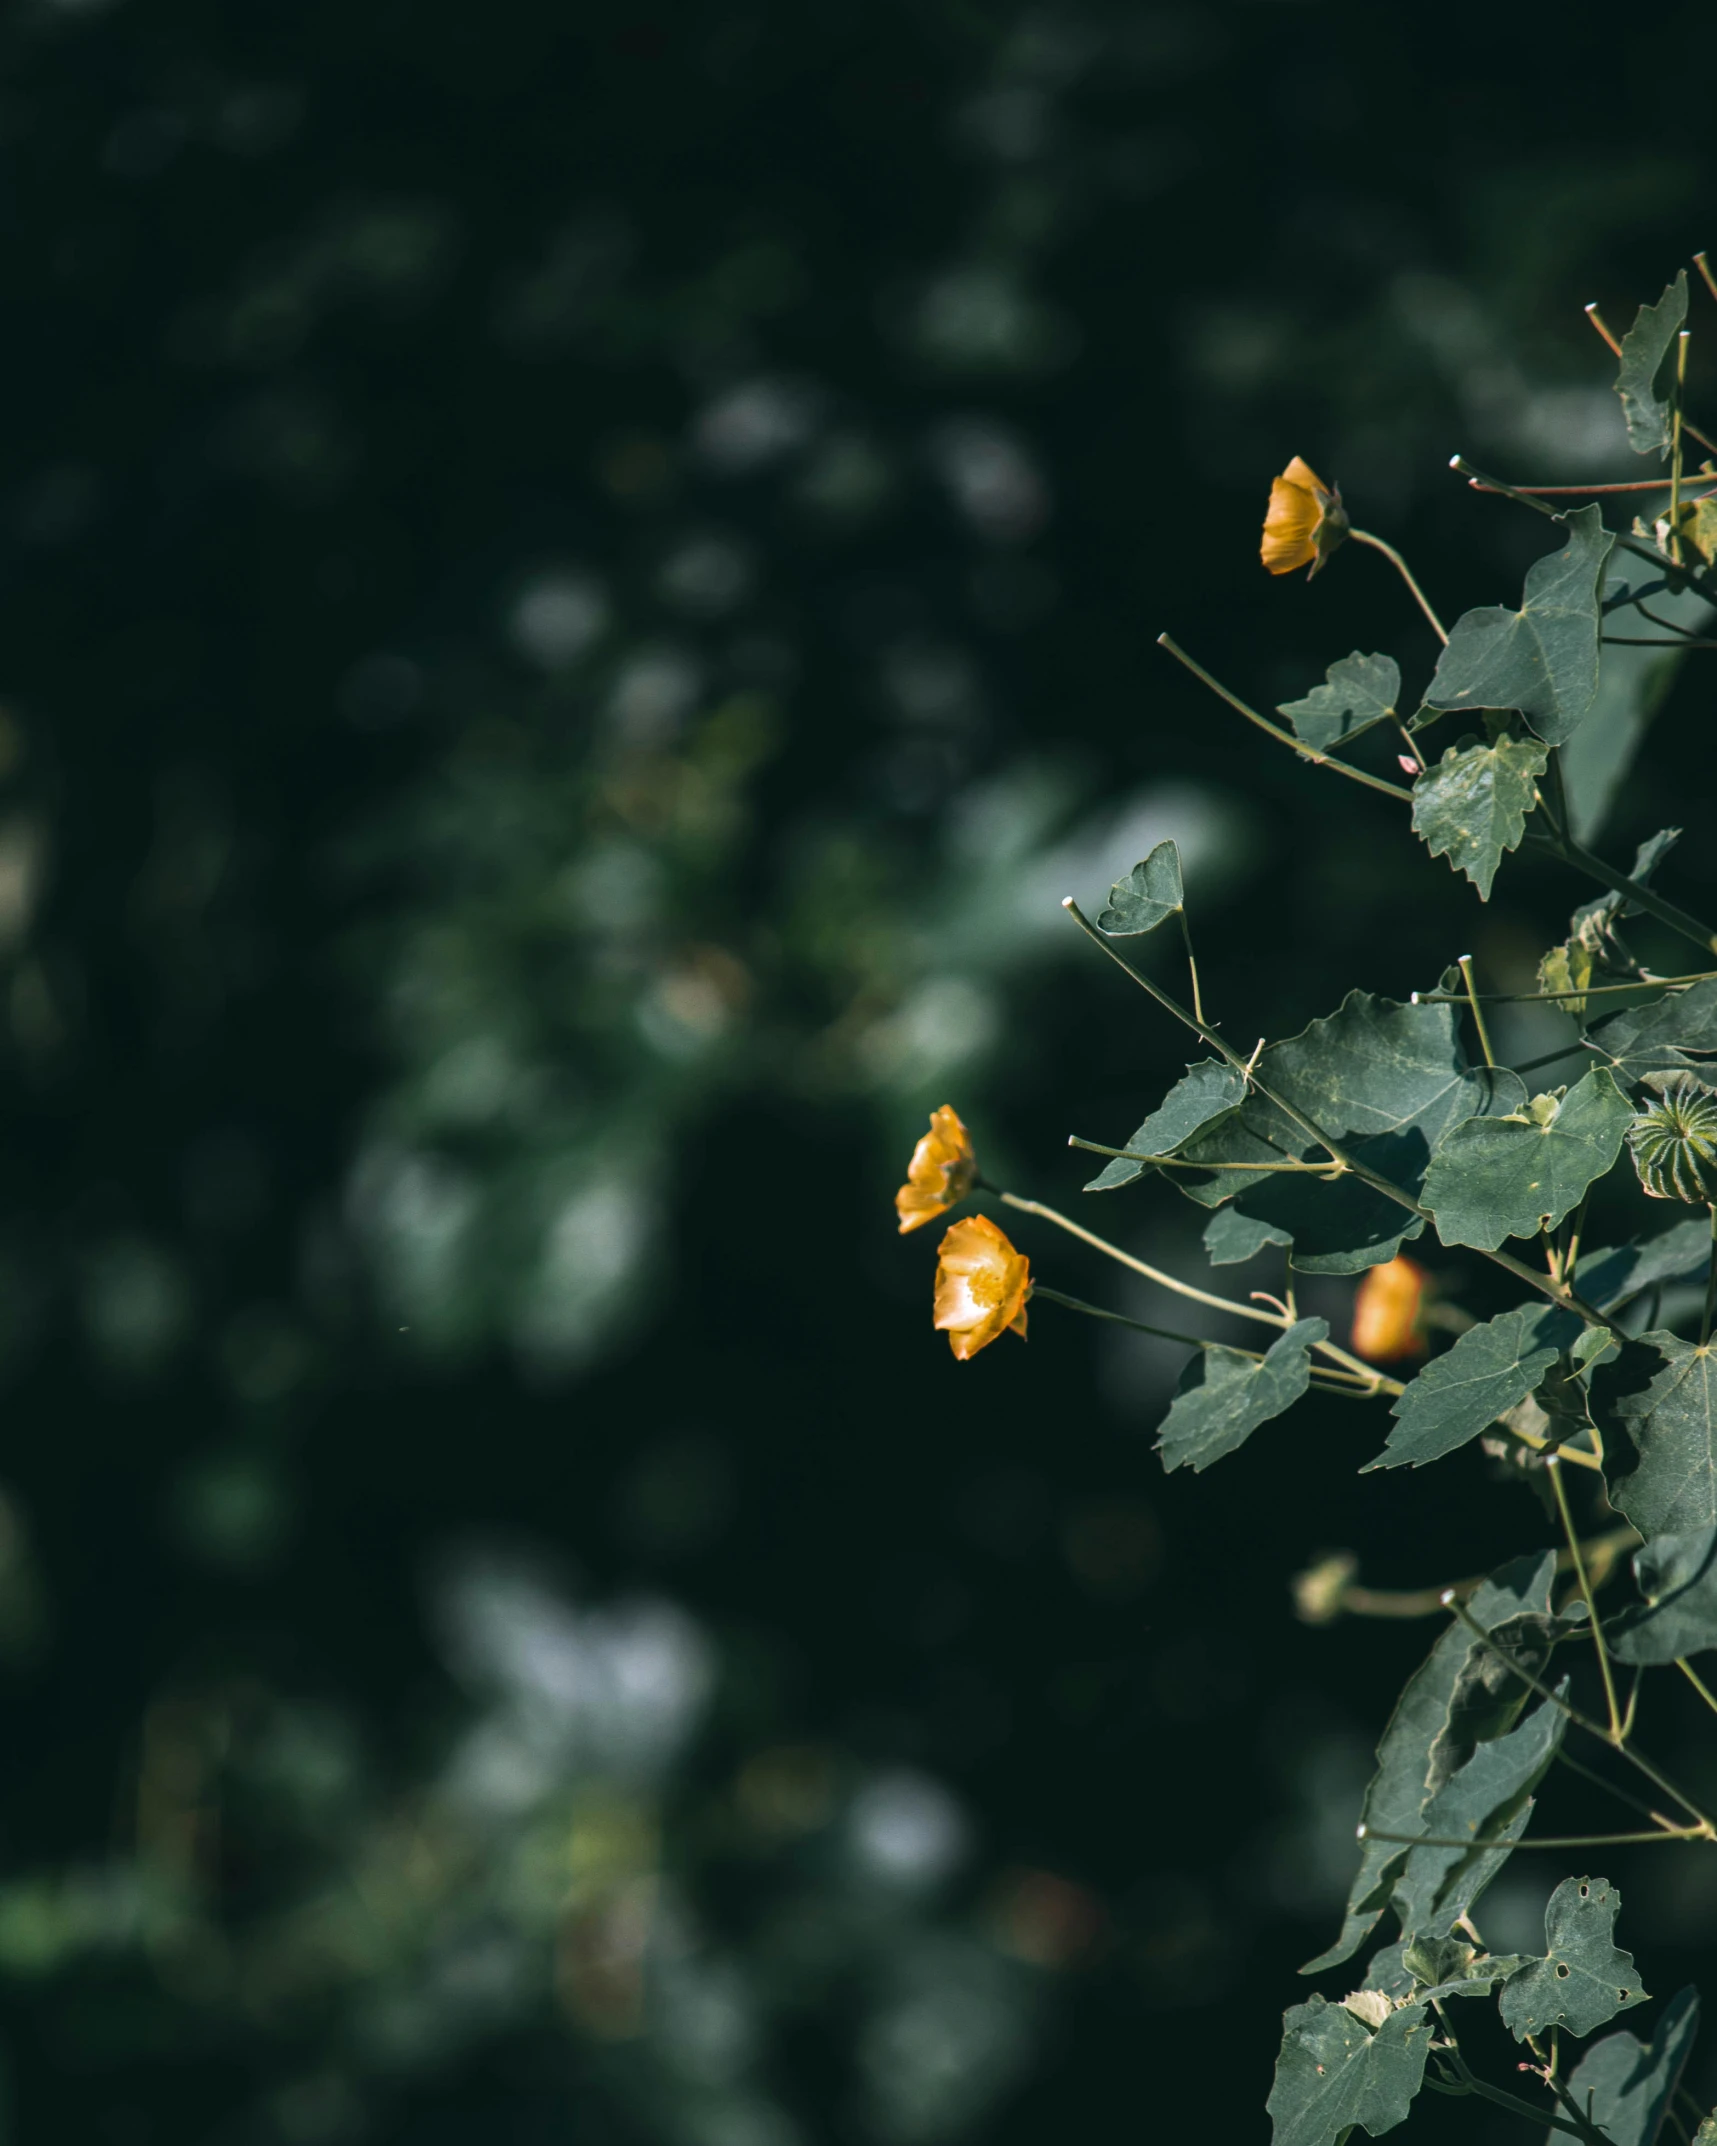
[1419,1068,1634,1251]
[1498,1875,1648,2042]
[1589,978,1717,1084]
[1277,651,1401,752]
[1302,1554,1555,1975]
[1266,1996,1432,2146]
[1082,1060,1246,1192]
[1180,993,1524,1272]
[1562,1986,1699,2146]
[1155,1318,1326,1474]
[1389,1689,1568,1946]
[1581,1215,1717,1313]
[1363,1303,1583,1471]
[1097,839,1183,935]
[1425,1608,1583,1795]
[1410,734,1548,900]
[1422,508,1616,745]
[1615,273,1689,458]
[1609,1527,1717,1664]
[1591,1332,1717,1537]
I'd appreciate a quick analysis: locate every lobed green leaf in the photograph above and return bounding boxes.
[1419,1068,1634,1251]
[1615,272,1689,458]
[1422,507,1615,746]
[1592,1332,1717,1537]
[1082,1059,1246,1192]
[1410,734,1547,900]
[1498,1875,1647,2042]
[1096,839,1183,935]
[1266,1996,1432,2146]
[1608,1526,1717,1665]
[1155,1318,1326,1474]
[1302,1554,1555,1976]
[1579,1214,1716,1313]
[1364,1302,1583,1472]
[1588,977,1717,1085]
[1388,1689,1567,1947]
[1276,651,1401,752]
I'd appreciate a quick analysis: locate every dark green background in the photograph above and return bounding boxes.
[2,2,1716,2139]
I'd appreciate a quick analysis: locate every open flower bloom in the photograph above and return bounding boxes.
[1261,456,1350,577]
[1350,1254,1429,1363]
[933,1215,1030,1360]
[895,1104,978,1233]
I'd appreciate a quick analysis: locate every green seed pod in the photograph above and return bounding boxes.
[1628,1075,1717,1203]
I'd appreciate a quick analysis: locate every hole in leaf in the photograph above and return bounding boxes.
[1579,1883,1590,1897]
[1555,1963,1571,1979]
[1620,1990,1630,2000]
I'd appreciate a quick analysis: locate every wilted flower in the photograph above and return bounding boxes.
[896,1104,978,1233]
[1629,1075,1717,1204]
[1350,1255,1429,1362]
[933,1215,1029,1360]
[1261,456,1350,577]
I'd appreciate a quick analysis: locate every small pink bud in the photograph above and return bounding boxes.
[1398,754,1418,776]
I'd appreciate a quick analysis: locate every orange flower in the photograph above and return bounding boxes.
[1261,456,1350,577]
[895,1105,978,1234]
[933,1215,1030,1361]
[1350,1255,1429,1363]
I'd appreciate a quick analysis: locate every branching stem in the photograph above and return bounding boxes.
[1547,1456,1624,1745]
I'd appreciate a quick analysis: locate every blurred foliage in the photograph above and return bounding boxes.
[0,0,1714,2141]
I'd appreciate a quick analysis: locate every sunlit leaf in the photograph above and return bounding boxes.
[1082,1059,1246,1192]
[1266,1996,1432,2146]
[1155,1318,1326,1474]
[1410,734,1548,900]
[1615,273,1689,458]
[1498,1875,1647,2041]
[1592,1332,1717,1536]
[1609,1526,1717,1664]
[1588,978,1717,1084]
[1389,1689,1567,1946]
[1363,1302,1582,1471]
[1422,507,1615,745]
[1096,839,1183,935]
[1276,651,1401,752]
[1420,1069,1634,1250]
[1562,1985,1700,2146]
[1302,1554,1555,1975]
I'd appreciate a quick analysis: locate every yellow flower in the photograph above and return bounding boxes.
[1350,1255,1429,1363]
[933,1215,1030,1360]
[1261,455,1349,577]
[895,1105,978,1234]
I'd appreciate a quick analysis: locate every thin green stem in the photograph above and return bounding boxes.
[1359,1824,1709,1849]
[1547,1457,1623,1744]
[1453,453,1717,592]
[1061,897,1625,1339]
[1415,973,1716,1005]
[1457,954,1497,1069]
[1155,635,1416,803]
[1176,906,1205,1027]
[1672,330,1689,566]
[1443,1593,1716,1832]
[997,1188,1394,1393]
[1679,1656,1717,1721]
[1068,1136,1342,1174]
[1552,1746,1670,1829]
[1697,251,1717,305]
[1029,1284,1249,1354]
[1347,528,1449,642]
[1523,830,1717,959]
